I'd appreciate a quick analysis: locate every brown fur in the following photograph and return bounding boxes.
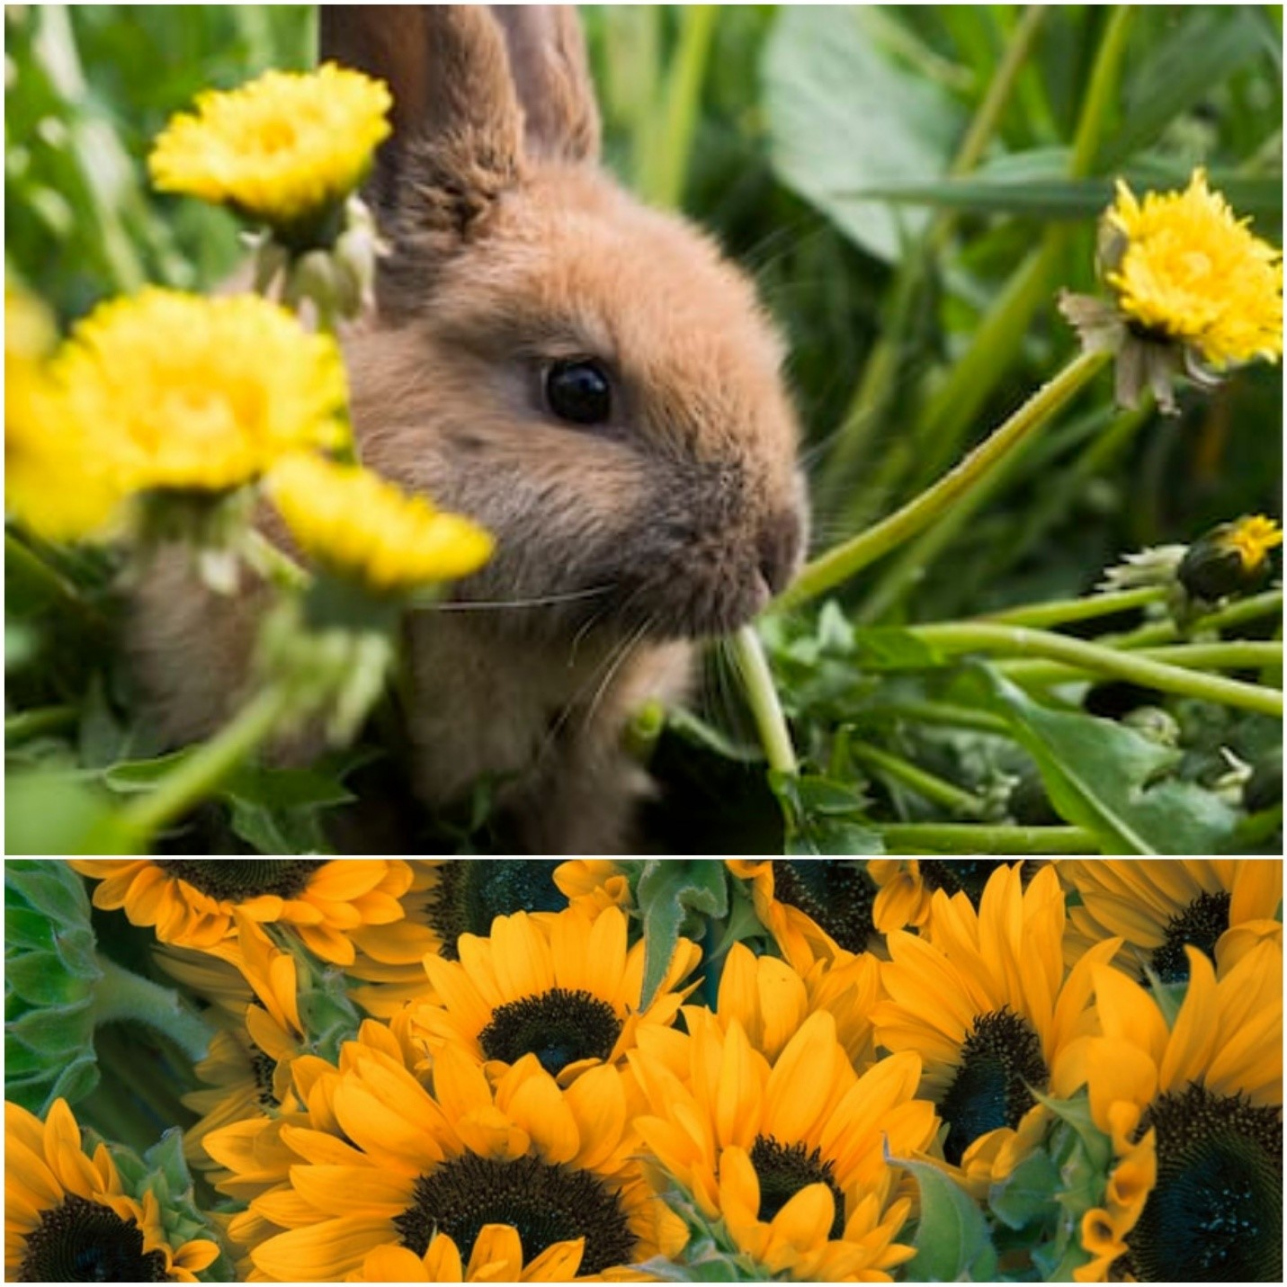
[130,6,806,853]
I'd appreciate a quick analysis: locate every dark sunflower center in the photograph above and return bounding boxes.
[919,860,1015,903]
[939,1006,1049,1167]
[772,860,877,955]
[1126,1083,1282,1282]
[155,859,326,901]
[477,988,622,1076]
[748,1135,845,1240]
[426,860,565,961]
[1148,890,1231,984]
[395,1152,635,1275]
[249,1045,278,1107]
[19,1193,170,1283]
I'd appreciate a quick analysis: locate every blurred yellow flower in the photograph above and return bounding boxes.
[149,64,391,239]
[1104,169,1282,370]
[54,289,348,495]
[4,286,126,541]
[266,454,493,595]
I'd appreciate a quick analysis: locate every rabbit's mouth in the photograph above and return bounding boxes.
[597,505,805,642]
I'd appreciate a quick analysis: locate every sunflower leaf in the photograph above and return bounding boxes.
[636,860,728,1010]
[899,1156,997,1281]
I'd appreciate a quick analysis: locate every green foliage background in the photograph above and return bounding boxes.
[5,6,1283,855]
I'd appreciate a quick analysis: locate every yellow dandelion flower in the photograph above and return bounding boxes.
[409,904,701,1080]
[149,64,391,241]
[726,860,881,968]
[210,1031,685,1282]
[1178,514,1284,602]
[51,289,347,496]
[1057,858,1282,979]
[871,864,1123,1192]
[69,859,414,965]
[5,1098,220,1282]
[1054,940,1281,1282]
[629,1008,937,1281]
[1104,169,1283,370]
[266,453,493,596]
[4,286,125,541]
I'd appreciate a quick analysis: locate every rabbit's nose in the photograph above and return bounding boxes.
[757,508,804,596]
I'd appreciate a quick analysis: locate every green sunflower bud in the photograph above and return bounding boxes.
[4,860,103,1113]
[82,1124,234,1282]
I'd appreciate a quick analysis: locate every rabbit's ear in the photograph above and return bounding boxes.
[488,6,601,163]
[319,6,523,223]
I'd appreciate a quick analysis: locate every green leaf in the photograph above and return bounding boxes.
[971,669,1237,854]
[763,6,960,262]
[851,627,945,670]
[900,1156,998,1281]
[6,996,96,1055]
[987,1147,1061,1232]
[1107,8,1271,167]
[5,905,57,951]
[636,861,728,1010]
[5,861,92,926]
[5,775,126,856]
[770,773,884,855]
[5,950,98,1006]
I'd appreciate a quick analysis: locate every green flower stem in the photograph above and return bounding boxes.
[732,625,797,775]
[120,683,296,843]
[907,621,1283,716]
[998,641,1282,687]
[92,956,214,1062]
[875,822,1097,853]
[1105,589,1284,650]
[946,6,1048,183]
[243,528,311,592]
[776,349,1110,613]
[1068,6,1134,179]
[846,740,985,817]
[637,5,717,208]
[6,704,78,745]
[978,586,1165,630]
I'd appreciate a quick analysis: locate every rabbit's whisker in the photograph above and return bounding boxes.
[429,584,614,612]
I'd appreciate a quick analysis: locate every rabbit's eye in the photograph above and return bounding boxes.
[545,359,612,426]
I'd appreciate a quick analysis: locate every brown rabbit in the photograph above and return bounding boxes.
[130,5,806,853]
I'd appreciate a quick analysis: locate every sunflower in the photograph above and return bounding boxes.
[212,1034,684,1282]
[553,860,635,913]
[727,860,881,968]
[629,1008,937,1281]
[349,1226,587,1282]
[1054,939,1282,1282]
[176,917,308,1169]
[346,861,596,1020]
[870,860,1043,934]
[714,941,880,1070]
[410,904,701,1081]
[1058,858,1282,979]
[871,864,1122,1188]
[5,1098,220,1282]
[69,859,414,965]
